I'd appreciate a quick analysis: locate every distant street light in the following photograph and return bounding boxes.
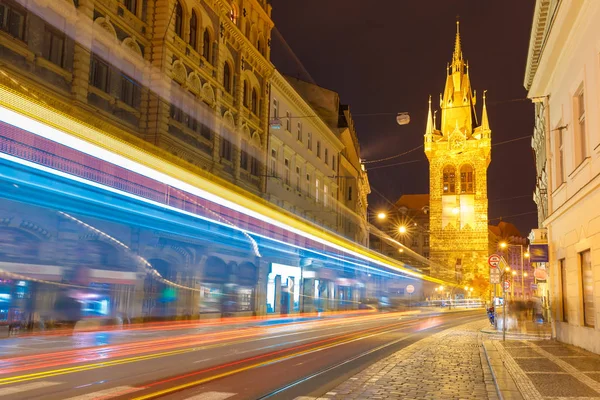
[377,212,387,220]
[499,241,508,249]
[398,225,407,234]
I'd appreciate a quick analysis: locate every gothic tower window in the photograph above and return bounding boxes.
[174,1,183,38]
[442,165,456,194]
[460,165,474,193]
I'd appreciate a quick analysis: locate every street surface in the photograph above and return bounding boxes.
[0,309,484,399]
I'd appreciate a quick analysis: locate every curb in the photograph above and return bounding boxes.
[482,340,524,400]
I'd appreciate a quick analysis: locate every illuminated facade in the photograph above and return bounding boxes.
[525,0,600,353]
[425,22,491,283]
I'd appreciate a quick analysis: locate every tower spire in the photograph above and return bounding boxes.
[453,18,462,66]
[426,95,434,134]
[481,90,490,131]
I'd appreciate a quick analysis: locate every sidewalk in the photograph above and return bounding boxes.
[481,315,552,340]
[483,338,600,400]
[317,319,499,399]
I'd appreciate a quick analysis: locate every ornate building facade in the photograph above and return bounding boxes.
[425,22,491,283]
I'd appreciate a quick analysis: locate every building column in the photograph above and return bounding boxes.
[70,0,94,104]
[274,274,281,314]
[302,278,315,313]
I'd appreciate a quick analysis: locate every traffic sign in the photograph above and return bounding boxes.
[503,280,510,291]
[490,268,500,284]
[406,285,415,294]
[488,254,501,268]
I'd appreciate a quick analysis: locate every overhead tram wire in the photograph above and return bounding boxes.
[365,134,532,171]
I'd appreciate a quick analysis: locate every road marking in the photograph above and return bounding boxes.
[184,392,236,400]
[63,386,143,399]
[0,381,61,396]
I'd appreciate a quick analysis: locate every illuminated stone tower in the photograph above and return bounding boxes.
[425,21,491,283]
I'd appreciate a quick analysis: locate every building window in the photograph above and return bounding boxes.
[348,186,352,201]
[307,132,312,151]
[285,112,291,132]
[189,11,198,50]
[124,0,137,14]
[460,165,474,194]
[424,235,429,246]
[575,87,587,165]
[581,250,594,327]
[443,165,456,194]
[228,4,237,24]
[120,73,141,109]
[332,155,336,171]
[560,259,568,322]
[272,99,278,119]
[220,138,232,161]
[243,81,249,107]
[89,54,110,93]
[251,88,258,114]
[556,125,565,184]
[202,29,211,61]
[315,178,320,202]
[284,158,290,185]
[250,156,260,176]
[43,26,65,67]
[240,140,249,171]
[423,251,430,259]
[174,1,183,38]
[270,149,277,177]
[0,1,26,40]
[257,38,263,54]
[306,173,311,196]
[325,148,329,165]
[411,236,418,247]
[296,121,302,141]
[223,62,232,93]
[317,141,321,158]
[324,185,328,207]
[169,104,184,123]
[296,166,301,191]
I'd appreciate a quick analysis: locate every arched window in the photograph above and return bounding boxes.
[243,80,249,107]
[189,11,198,49]
[223,62,231,93]
[202,29,211,60]
[251,88,258,114]
[442,165,456,194]
[257,38,263,54]
[174,1,183,38]
[460,165,474,194]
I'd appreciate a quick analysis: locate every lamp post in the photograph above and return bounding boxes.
[499,241,530,300]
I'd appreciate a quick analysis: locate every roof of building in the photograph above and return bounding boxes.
[488,221,522,238]
[394,194,430,210]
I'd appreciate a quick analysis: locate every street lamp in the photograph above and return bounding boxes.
[499,241,528,300]
[377,212,387,220]
[398,225,407,234]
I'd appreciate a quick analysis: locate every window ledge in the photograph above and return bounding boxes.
[568,157,591,179]
[115,100,141,117]
[34,57,73,81]
[0,32,33,61]
[552,181,566,196]
[88,86,115,104]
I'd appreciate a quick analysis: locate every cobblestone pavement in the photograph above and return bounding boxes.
[492,338,600,400]
[314,319,497,400]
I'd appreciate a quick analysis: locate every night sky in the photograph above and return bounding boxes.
[270,0,538,236]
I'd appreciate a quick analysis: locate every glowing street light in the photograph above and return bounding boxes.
[524,252,530,258]
[398,248,404,253]
[505,266,511,272]
[377,212,387,220]
[398,225,407,234]
[499,241,508,249]
[524,272,528,278]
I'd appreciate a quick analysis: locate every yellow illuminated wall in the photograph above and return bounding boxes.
[424,21,491,283]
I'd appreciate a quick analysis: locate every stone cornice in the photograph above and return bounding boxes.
[271,71,344,151]
[524,0,553,90]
